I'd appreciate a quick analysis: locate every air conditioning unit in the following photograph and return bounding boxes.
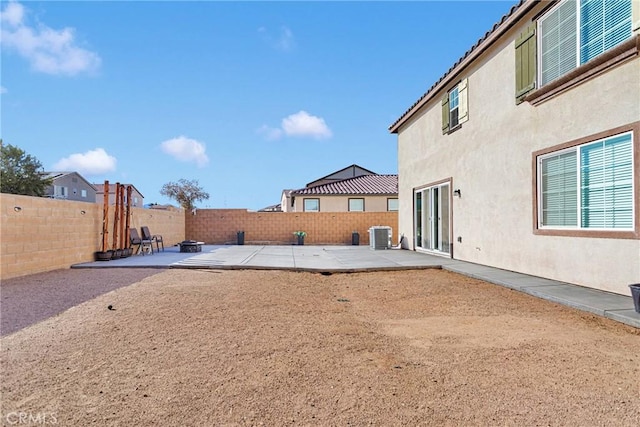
[369,226,392,250]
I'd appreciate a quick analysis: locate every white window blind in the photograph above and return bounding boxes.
[580,0,633,64]
[541,151,578,226]
[579,133,633,228]
[540,132,634,230]
[539,0,632,86]
[540,0,577,86]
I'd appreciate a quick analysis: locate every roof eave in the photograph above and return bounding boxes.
[389,0,538,134]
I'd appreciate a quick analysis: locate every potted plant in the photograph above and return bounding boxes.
[293,231,307,246]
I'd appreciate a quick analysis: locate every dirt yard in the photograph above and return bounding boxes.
[1,269,639,426]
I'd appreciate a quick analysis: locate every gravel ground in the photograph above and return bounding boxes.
[1,268,639,426]
[1,268,161,336]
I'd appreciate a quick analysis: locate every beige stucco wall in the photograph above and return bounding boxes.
[292,195,397,213]
[397,6,640,295]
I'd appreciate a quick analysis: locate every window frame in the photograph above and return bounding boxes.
[303,198,320,212]
[535,0,633,88]
[449,87,460,129]
[387,198,399,212]
[532,122,639,239]
[348,198,365,212]
[441,78,468,134]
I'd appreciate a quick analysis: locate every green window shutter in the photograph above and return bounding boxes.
[441,95,449,134]
[515,22,537,101]
[458,78,468,124]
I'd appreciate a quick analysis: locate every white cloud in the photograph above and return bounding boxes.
[0,86,7,94]
[258,111,333,141]
[0,1,101,76]
[256,125,283,141]
[258,25,295,52]
[160,136,209,168]
[282,111,332,139]
[53,148,117,175]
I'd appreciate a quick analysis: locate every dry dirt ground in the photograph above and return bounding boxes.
[1,268,639,426]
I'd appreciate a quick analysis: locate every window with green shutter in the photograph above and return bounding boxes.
[442,79,468,134]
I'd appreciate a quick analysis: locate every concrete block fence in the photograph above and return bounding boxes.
[185,209,398,246]
[0,194,185,280]
[1,194,397,279]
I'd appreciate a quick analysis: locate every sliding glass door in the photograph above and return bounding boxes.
[414,183,450,254]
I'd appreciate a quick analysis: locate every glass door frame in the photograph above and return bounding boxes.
[413,179,452,256]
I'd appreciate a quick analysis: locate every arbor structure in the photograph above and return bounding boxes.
[0,142,52,196]
[160,179,210,210]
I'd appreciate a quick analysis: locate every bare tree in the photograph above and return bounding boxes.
[160,179,210,210]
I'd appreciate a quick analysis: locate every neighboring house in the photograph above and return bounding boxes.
[390,0,639,295]
[280,164,379,211]
[147,203,181,211]
[43,172,97,203]
[288,173,398,213]
[258,203,282,212]
[94,183,144,207]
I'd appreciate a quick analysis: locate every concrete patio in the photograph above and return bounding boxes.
[72,245,640,329]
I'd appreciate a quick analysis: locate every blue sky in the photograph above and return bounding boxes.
[1,0,515,210]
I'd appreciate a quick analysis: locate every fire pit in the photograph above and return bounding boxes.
[179,240,204,253]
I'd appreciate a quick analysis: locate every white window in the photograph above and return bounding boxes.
[348,198,364,212]
[303,198,319,212]
[81,189,87,198]
[538,132,633,229]
[387,198,399,211]
[539,0,632,86]
[54,185,67,198]
[441,79,468,133]
[449,87,459,128]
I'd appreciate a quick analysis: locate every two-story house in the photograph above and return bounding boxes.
[390,0,639,296]
[281,164,398,213]
[43,172,97,203]
[94,183,144,207]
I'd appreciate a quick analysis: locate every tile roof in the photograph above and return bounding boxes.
[291,174,398,195]
[389,0,534,133]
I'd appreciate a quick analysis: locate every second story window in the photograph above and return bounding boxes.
[516,0,632,101]
[303,198,319,212]
[449,87,459,128]
[441,79,468,134]
[348,198,364,212]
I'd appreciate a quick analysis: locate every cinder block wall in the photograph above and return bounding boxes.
[0,194,185,280]
[185,209,398,245]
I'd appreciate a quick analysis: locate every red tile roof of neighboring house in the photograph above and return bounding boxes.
[291,174,398,195]
[389,0,533,133]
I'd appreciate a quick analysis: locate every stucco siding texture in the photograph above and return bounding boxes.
[397,12,640,295]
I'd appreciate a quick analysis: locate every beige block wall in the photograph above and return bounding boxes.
[397,7,640,295]
[292,195,397,212]
[186,209,398,246]
[1,194,185,280]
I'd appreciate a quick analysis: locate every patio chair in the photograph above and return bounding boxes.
[141,226,164,252]
[130,228,153,255]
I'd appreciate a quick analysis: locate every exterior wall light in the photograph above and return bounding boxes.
[453,189,462,197]
[14,206,22,212]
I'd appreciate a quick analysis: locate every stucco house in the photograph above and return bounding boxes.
[43,172,97,203]
[281,164,398,213]
[94,183,144,207]
[390,0,639,296]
